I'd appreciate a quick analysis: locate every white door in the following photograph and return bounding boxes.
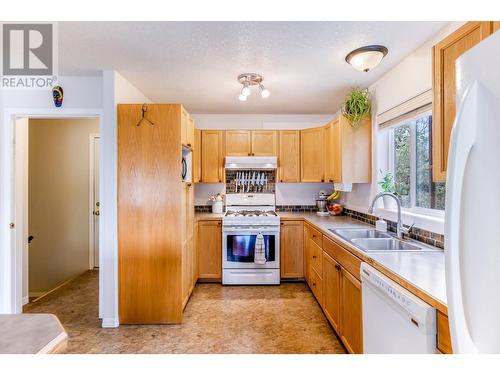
[91,136,100,269]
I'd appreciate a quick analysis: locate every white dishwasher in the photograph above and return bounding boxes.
[361,263,437,353]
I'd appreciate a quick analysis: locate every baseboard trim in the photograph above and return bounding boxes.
[101,317,119,328]
[29,271,89,304]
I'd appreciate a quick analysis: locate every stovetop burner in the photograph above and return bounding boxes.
[225,210,278,217]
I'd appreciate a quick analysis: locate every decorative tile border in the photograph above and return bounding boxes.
[275,205,317,212]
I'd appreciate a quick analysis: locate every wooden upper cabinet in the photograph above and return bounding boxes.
[180,106,194,147]
[300,127,325,182]
[280,220,304,278]
[225,130,278,156]
[201,130,224,183]
[187,114,195,148]
[251,130,278,156]
[332,116,371,184]
[193,129,201,183]
[340,268,363,354]
[225,130,252,156]
[278,130,300,182]
[324,121,334,183]
[432,21,492,182]
[197,220,222,280]
[323,251,341,333]
[493,21,500,32]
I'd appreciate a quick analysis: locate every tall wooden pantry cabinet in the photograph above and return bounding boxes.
[117,103,195,324]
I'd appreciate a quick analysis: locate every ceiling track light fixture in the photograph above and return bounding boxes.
[345,45,388,72]
[237,73,270,101]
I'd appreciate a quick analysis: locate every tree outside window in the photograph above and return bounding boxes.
[391,113,445,211]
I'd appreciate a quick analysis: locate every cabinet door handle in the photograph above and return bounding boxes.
[312,282,316,286]
[312,234,316,238]
[329,179,333,183]
[312,255,316,259]
[187,143,192,147]
[335,265,341,271]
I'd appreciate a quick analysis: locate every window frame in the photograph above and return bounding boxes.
[387,110,445,218]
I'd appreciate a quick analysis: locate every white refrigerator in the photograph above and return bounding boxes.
[445,31,500,353]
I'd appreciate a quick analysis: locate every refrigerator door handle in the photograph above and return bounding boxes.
[445,81,479,353]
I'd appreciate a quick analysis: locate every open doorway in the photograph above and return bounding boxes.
[17,118,100,307]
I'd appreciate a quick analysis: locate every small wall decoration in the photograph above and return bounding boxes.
[52,86,64,107]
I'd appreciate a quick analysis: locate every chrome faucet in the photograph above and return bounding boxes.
[368,192,411,239]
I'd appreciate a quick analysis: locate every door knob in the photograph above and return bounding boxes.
[28,235,34,244]
[93,210,100,216]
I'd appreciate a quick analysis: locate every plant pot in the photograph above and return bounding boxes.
[382,195,397,209]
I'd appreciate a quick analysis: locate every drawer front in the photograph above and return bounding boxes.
[323,236,361,280]
[309,238,323,277]
[309,226,322,247]
[309,265,323,306]
[437,311,453,354]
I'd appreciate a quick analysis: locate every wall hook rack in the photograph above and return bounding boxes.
[137,104,154,127]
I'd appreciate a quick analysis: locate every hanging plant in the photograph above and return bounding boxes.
[341,87,371,128]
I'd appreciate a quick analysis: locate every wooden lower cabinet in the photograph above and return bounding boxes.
[303,223,311,282]
[280,221,304,278]
[322,252,341,333]
[309,266,323,306]
[437,311,453,354]
[197,220,222,280]
[340,268,363,354]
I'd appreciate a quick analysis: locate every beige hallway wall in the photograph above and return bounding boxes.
[29,118,100,296]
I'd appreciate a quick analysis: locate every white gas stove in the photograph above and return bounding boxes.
[222,193,280,285]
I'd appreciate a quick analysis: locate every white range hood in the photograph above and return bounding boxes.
[225,156,277,170]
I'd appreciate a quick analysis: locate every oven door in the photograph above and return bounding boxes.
[222,226,280,269]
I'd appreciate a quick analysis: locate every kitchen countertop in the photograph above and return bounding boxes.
[194,212,224,221]
[0,313,67,354]
[195,211,447,314]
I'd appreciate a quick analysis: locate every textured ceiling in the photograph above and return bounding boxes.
[58,21,448,114]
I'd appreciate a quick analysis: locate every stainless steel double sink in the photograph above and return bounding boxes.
[328,228,440,253]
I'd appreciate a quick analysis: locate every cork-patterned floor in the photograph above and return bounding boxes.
[24,270,346,354]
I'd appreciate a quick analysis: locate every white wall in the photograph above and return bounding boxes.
[342,22,465,234]
[0,76,103,314]
[100,71,151,328]
[193,113,337,206]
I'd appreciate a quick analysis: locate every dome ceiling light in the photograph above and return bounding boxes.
[345,45,388,72]
[237,73,270,101]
